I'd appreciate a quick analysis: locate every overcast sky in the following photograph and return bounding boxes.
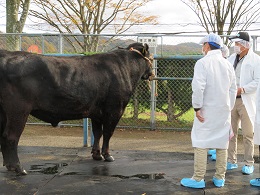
[139,0,260,35]
[0,0,200,34]
[141,0,198,25]
[129,0,200,34]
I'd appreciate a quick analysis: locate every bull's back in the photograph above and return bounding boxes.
[0,51,53,102]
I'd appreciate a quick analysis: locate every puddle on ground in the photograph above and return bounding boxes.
[112,173,165,180]
[29,163,165,179]
[62,172,165,180]
[29,163,68,174]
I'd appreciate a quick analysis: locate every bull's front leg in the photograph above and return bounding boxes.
[1,138,27,175]
[101,119,120,162]
[102,135,114,162]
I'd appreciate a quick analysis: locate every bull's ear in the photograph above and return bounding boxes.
[144,43,149,52]
[142,43,149,55]
[118,46,124,49]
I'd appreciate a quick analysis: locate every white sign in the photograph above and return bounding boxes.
[138,37,157,47]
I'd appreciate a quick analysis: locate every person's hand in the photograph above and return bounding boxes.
[237,87,244,96]
[196,110,205,122]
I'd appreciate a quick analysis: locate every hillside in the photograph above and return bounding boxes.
[0,34,233,56]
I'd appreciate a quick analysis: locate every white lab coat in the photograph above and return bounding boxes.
[254,81,260,145]
[228,49,260,129]
[191,50,237,149]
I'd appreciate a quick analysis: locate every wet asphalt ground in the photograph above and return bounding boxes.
[0,145,259,195]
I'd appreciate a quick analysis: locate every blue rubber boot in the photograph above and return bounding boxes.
[250,178,260,187]
[242,165,254,175]
[210,153,216,161]
[212,177,225,187]
[180,178,205,189]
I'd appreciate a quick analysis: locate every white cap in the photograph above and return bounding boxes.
[199,33,223,48]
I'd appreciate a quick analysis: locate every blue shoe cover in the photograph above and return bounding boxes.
[180,178,205,189]
[210,154,216,161]
[208,149,216,155]
[212,177,225,187]
[227,162,238,170]
[250,178,260,187]
[242,165,254,175]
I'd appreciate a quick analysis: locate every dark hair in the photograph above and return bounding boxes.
[208,44,219,50]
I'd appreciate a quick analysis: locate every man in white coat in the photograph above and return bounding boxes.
[227,31,260,175]
[180,33,237,188]
[208,44,231,161]
[250,78,260,187]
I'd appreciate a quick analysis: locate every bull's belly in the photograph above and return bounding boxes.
[30,110,87,127]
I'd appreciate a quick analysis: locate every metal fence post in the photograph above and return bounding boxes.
[150,46,157,130]
[41,35,45,54]
[19,35,22,51]
[252,36,257,52]
[59,34,63,54]
[150,80,155,130]
[83,118,94,147]
[83,118,88,147]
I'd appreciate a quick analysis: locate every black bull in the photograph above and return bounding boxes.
[0,42,153,175]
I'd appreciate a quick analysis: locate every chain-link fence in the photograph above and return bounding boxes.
[1,33,259,131]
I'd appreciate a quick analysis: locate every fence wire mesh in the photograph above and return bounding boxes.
[1,33,260,131]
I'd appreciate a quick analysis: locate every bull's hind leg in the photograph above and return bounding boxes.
[1,139,26,174]
[1,113,29,175]
[1,140,27,175]
[91,119,103,160]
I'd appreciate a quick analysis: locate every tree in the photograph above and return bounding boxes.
[6,0,30,50]
[29,0,158,52]
[181,0,260,44]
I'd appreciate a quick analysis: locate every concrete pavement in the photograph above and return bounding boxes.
[0,146,259,195]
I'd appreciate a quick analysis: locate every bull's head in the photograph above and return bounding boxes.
[127,43,154,81]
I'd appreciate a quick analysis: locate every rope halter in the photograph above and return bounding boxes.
[129,47,155,81]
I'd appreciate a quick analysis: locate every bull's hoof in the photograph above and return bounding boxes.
[6,164,28,175]
[92,151,104,161]
[92,154,104,161]
[103,154,115,162]
[15,167,28,176]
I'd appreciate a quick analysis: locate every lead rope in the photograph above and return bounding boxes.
[147,54,158,96]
